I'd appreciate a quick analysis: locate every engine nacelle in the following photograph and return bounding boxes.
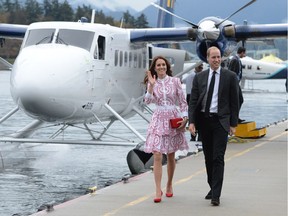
[194,17,238,62]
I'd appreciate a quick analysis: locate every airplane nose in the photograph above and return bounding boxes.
[10,45,91,121]
[18,95,76,121]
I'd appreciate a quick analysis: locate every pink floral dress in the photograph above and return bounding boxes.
[144,75,189,154]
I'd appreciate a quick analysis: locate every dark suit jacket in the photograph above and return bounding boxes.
[188,68,239,132]
[228,55,242,80]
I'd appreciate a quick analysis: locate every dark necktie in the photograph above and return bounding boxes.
[205,71,216,117]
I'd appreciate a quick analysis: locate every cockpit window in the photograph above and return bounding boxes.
[24,29,55,48]
[57,29,94,51]
[23,28,95,52]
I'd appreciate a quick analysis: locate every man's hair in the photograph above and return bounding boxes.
[207,46,220,57]
[237,47,246,54]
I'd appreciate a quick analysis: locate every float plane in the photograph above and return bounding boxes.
[239,56,287,80]
[0,0,287,147]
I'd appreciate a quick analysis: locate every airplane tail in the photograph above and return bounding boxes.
[157,0,175,28]
[156,0,181,50]
[155,0,197,61]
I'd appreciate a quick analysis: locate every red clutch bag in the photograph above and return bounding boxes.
[170,118,182,128]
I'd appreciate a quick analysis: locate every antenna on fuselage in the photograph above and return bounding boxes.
[91,9,95,24]
[120,17,124,28]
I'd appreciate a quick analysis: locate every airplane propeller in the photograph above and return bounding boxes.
[150,2,198,28]
[152,0,257,41]
[214,0,256,28]
[151,0,258,62]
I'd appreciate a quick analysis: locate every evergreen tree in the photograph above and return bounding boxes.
[122,10,135,28]
[50,0,60,20]
[4,0,26,24]
[25,0,43,24]
[104,15,114,25]
[58,0,73,21]
[93,10,114,25]
[43,0,53,20]
[12,0,26,24]
[2,0,13,12]
[94,10,106,24]
[74,4,92,22]
[134,13,149,28]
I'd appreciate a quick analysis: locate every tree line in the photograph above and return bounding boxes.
[0,0,150,61]
[0,0,149,27]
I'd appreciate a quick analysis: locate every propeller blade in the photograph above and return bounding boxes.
[151,2,199,28]
[215,0,256,28]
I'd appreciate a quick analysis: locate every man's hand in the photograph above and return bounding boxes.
[229,126,236,136]
[189,123,196,136]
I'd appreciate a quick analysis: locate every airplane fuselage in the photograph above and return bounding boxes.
[11,22,147,123]
[241,56,287,79]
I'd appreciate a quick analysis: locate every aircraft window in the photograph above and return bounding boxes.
[248,65,252,69]
[120,51,123,67]
[24,29,55,48]
[98,36,105,60]
[138,54,142,68]
[134,53,137,68]
[57,29,94,51]
[124,51,128,67]
[129,52,132,67]
[114,50,119,66]
[143,54,146,68]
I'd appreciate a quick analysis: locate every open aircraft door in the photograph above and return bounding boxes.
[90,35,108,97]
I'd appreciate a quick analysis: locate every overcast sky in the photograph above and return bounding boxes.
[87,0,157,11]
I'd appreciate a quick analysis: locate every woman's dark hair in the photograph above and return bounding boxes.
[143,56,173,84]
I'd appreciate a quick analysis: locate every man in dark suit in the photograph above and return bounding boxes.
[188,46,239,206]
[228,47,246,123]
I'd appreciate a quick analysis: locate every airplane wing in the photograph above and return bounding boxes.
[130,23,287,62]
[130,27,190,43]
[228,23,288,40]
[130,24,288,43]
[138,1,288,62]
[1,21,287,59]
[0,23,28,39]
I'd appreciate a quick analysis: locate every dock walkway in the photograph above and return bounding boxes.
[31,121,287,216]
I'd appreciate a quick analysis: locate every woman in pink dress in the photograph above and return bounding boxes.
[143,56,189,203]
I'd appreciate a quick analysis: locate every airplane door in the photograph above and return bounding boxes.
[91,35,108,97]
[147,45,186,76]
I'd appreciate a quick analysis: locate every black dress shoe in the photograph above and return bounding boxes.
[238,118,245,123]
[205,190,212,200]
[211,198,220,206]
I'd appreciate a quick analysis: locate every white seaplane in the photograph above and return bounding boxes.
[0,0,287,148]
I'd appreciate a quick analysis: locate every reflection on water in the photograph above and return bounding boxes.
[0,71,287,215]
[241,79,287,127]
[0,143,132,215]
